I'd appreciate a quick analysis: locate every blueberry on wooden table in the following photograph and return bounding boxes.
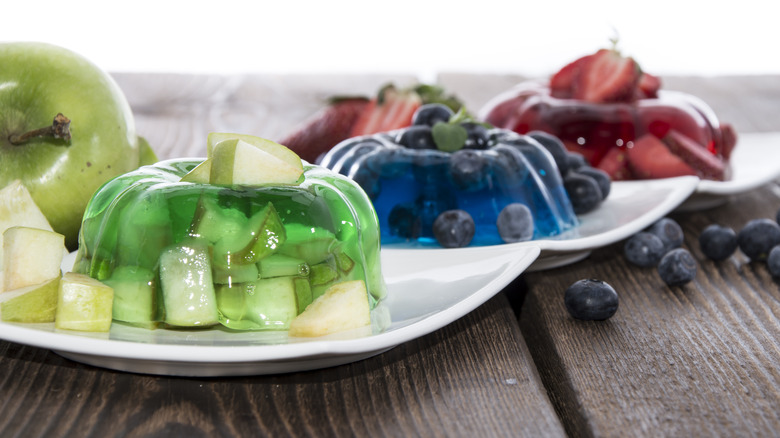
[698,224,738,261]
[737,218,780,261]
[648,217,684,253]
[564,279,619,321]
[624,232,666,267]
[657,248,697,287]
[767,246,780,278]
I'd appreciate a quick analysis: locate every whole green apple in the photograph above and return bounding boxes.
[0,42,155,249]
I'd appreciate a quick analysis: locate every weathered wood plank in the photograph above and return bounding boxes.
[0,293,565,438]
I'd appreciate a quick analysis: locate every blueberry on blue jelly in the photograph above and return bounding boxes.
[566,152,588,172]
[496,203,534,243]
[415,186,458,235]
[576,167,611,200]
[658,248,697,287]
[462,122,489,150]
[624,232,666,267]
[698,224,737,261]
[412,103,454,127]
[737,218,780,261]
[388,203,421,239]
[351,166,381,199]
[648,217,684,253]
[527,131,570,176]
[767,245,780,278]
[449,149,487,191]
[563,173,602,215]
[397,126,436,150]
[564,279,619,321]
[432,209,475,248]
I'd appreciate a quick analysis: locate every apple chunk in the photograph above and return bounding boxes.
[0,276,60,323]
[3,226,65,291]
[210,138,303,186]
[207,132,303,170]
[55,272,114,332]
[288,280,370,337]
[0,180,54,292]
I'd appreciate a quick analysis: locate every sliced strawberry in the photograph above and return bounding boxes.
[550,54,592,98]
[278,97,369,163]
[663,129,727,180]
[627,134,697,179]
[350,85,422,136]
[637,73,661,99]
[596,146,633,181]
[573,49,641,104]
[719,123,738,161]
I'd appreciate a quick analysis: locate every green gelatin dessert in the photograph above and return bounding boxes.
[73,133,386,333]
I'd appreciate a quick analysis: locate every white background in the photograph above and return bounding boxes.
[3,0,779,80]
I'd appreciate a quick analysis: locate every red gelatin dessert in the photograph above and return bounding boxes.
[480,48,737,181]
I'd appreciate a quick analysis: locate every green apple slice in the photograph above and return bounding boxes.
[1,276,60,323]
[159,241,219,327]
[180,158,211,183]
[3,226,65,291]
[210,138,304,186]
[0,180,54,292]
[288,280,370,337]
[207,132,303,169]
[55,272,114,332]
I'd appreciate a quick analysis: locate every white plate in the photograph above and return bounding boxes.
[679,132,780,211]
[522,175,700,270]
[0,244,540,377]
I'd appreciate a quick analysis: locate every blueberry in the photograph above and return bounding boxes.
[767,245,780,278]
[737,218,780,261]
[566,152,588,171]
[496,203,534,243]
[657,248,697,287]
[351,167,380,199]
[564,279,619,321]
[432,209,475,248]
[648,217,684,253]
[564,173,602,214]
[397,126,436,150]
[698,224,738,261]
[527,131,569,176]
[576,167,611,200]
[462,122,489,150]
[624,232,666,267]
[449,149,487,191]
[388,203,421,239]
[412,103,454,127]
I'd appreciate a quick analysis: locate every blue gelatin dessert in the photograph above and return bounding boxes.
[319,104,608,248]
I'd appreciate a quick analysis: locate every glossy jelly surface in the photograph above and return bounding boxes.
[319,128,578,247]
[73,159,386,330]
[482,82,735,180]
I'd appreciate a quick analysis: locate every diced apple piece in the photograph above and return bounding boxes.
[55,272,114,332]
[207,132,303,170]
[180,158,212,183]
[289,280,370,337]
[210,138,304,186]
[103,265,157,326]
[0,180,54,292]
[3,226,65,291]
[159,242,219,327]
[1,276,60,323]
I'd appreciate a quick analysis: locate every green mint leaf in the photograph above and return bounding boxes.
[432,122,468,152]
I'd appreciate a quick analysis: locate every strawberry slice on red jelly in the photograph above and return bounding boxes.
[550,54,592,99]
[350,85,422,136]
[597,146,633,181]
[627,134,697,179]
[573,49,641,104]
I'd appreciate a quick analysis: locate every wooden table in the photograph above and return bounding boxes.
[1,73,778,437]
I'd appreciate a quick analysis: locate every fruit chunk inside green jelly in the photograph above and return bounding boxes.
[75,167,380,331]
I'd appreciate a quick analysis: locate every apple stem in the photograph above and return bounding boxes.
[8,113,71,145]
